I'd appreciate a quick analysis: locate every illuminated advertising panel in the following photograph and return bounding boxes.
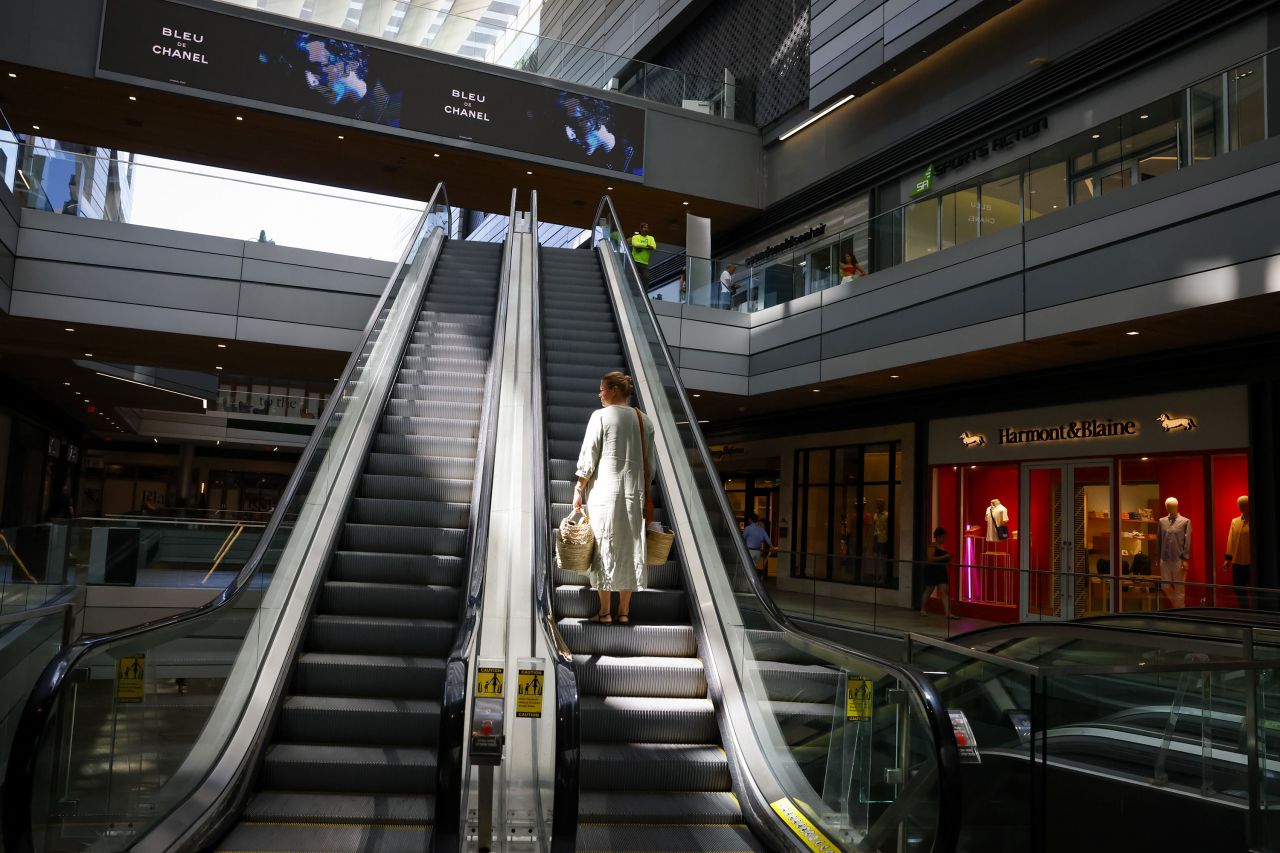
[98,0,645,177]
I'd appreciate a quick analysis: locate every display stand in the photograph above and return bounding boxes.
[980,538,1013,603]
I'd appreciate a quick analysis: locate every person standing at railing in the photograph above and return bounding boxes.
[839,252,867,286]
[719,264,740,309]
[629,222,656,288]
[920,528,955,619]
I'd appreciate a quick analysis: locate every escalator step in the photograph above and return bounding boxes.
[555,586,688,622]
[579,743,730,791]
[395,368,487,390]
[348,497,470,528]
[217,822,431,853]
[378,414,481,439]
[241,790,433,825]
[319,581,460,620]
[573,655,706,699]
[306,614,455,656]
[559,619,696,657]
[372,433,478,459]
[390,383,484,406]
[755,660,847,704]
[329,552,465,587]
[579,696,717,743]
[554,563,681,589]
[294,653,445,699]
[339,524,466,556]
[365,452,475,480]
[384,399,482,421]
[357,474,472,503]
[276,696,442,746]
[574,823,764,853]
[262,744,436,793]
[577,791,742,825]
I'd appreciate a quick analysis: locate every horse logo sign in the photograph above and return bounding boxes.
[960,431,987,448]
[1155,413,1198,433]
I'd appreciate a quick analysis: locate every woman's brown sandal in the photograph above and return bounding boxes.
[617,614,630,624]
[589,612,612,623]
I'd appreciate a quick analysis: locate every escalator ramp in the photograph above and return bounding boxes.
[540,247,767,852]
[217,240,503,852]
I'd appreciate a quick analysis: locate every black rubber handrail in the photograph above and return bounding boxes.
[592,195,963,853]
[431,188,517,853]
[528,190,581,853]
[2,183,453,853]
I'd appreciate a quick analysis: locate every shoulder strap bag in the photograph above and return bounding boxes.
[634,407,655,526]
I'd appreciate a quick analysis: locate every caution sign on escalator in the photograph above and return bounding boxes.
[476,666,504,698]
[516,668,544,718]
[116,655,145,703]
[846,677,872,721]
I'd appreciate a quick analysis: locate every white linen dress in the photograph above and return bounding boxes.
[575,404,656,592]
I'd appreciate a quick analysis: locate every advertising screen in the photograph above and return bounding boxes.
[98,0,645,177]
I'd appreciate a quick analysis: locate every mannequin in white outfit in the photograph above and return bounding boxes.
[985,499,1009,541]
[1157,497,1191,608]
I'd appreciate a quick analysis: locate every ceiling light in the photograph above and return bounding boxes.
[63,381,70,386]
[64,327,74,332]
[217,343,227,348]
[698,419,710,424]
[1126,330,1140,336]
[433,153,440,158]
[1139,114,1149,119]
[84,352,93,357]
[6,73,15,78]
[1141,456,1149,461]
[235,116,243,121]
[779,94,855,141]
[1091,133,1100,139]
[682,201,689,206]
[31,124,39,130]
[607,186,614,191]
[74,391,80,396]
[128,95,137,101]
[84,399,89,402]
[526,170,533,175]
[216,440,220,445]
[272,446,278,452]
[692,393,701,398]
[889,374,900,379]
[215,366,223,370]
[811,389,821,393]
[337,134,344,140]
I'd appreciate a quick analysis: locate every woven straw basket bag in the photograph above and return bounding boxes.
[645,526,675,566]
[556,509,595,573]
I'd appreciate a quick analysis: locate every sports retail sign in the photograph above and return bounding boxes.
[97,0,646,178]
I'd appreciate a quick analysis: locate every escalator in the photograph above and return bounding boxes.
[539,246,765,851]
[217,239,502,852]
[2,189,512,853]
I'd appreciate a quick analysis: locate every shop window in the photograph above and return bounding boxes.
[794,442,902,588]
[941,186,978,250]
[1118,456,1207,609]
[903,197,938,261]
[979,174,1021,235]
[1024,157,1067,220]
[932,463,1021,610]
[1210,453,1251,607]
[1230,59,1266,151]
[1191,76,1224,162]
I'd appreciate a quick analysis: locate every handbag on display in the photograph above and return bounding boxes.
[997,525,1010,540]
[556,508,595,573]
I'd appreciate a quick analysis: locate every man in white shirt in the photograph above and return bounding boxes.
[719,264,739,309]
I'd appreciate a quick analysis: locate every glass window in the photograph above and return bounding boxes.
[933,464,1021,610]
[1191,75,1224,162]
[903,197,939,261]
[1118,456,1206,609]
[1024,159,1067,220]
[979,174,1021,235]
[1210,453,1252,607]
[1230,59,1266,151]
[942,186,979,249]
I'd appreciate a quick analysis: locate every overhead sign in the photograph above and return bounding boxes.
[932,116,1048,180]
[745,224,827,266]
[98,0,646,178]
[845,677,872,722]
[116,655,145,703]
[929,387,1246,464]
[516,668,544,718]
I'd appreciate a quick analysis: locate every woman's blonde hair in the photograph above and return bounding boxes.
[601,370,634,398]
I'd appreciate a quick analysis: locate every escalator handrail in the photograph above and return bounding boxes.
[943,618,1255,657]
[431,188,517,853]
[529,190,581,853]
[1,183,452,853]
[591,195,962,852]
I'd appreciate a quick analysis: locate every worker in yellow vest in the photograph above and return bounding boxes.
[629,222,656,288]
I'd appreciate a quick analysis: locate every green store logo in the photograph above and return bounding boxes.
[910,164,934,197]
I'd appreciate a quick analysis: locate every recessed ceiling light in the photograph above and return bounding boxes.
[607,186,614,191]
[1139,114,1149,119]
[1126,330,1140,336]
[682,201,689,206]
[235,116,243,121]
[526,170,533,175]
[153,438,159,443]
[6,73,15,78]
[217,343,227,348]
[272,446,278,452]
[215,365,223,370]
[1091,133,1100,139]
[337,134,344,140]
[433,153,440,158]
[64,327,74,332]
[692,393,701,398]
[84,399,90,402]
[84,352,93,357]
[889,374,900,379]
[216,440,221,445]
[74,391,81,396]
[811,389,821,393]
[31,124,39,130]
[63,381,70,386]
[128,95,137,101]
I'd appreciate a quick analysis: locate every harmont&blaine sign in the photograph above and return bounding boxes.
[910,116,1049,196]
[928,388,1247,464]
[746,224,826,266]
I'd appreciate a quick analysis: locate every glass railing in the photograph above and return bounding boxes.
[209,391,329,420]
[766,552,1280,642]
[594,197,961,852]
[4,135,429,261]
[667,47,1274,314]
[0,606,73,787]
[211,0,752,122]
[1,183,454,853]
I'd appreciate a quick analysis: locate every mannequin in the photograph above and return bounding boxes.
[985,499,1009,541]
[1157,497,1191,608]
[1223,496,1253,609]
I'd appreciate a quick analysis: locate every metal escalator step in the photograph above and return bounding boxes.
[546,340,621,357]
[395,368,487,390]
[294,653,445,699]
[549,459,582,481]
[404,340,490,356]
[539,326,619,345]
[241,791,433,825]
[554,562,681,589]
[372,433,477,459]
[556,586,688,623]
[339,524,466,556]
[276,696,442,746]
[745,629,826,665]
[410,325,491,340]
[574,823,764,853]
[573,655,706,699]
[379,414,480,439]
[579,743,729,791]
[756,660,846,704]
[217,821,431,853]
[398,356,487,375]
[416,310,493,324]
[558,619,696,657]
[365,452,475,480]
[357,474,472,503]
[390,384,483,406]
[550,502,669,529]
[262,744,436,793]
[577,791,742,825]
[384,400,481,422]
[320,581,460,620]
[349,497,470,528]
[329,552,464,586]
[544,361,621,383]
[306,614,455,656]
[579,696,717,744]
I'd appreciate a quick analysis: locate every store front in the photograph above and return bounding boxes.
[928,387,1250,622]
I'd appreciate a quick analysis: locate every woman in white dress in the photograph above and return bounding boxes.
[571,371,656,624]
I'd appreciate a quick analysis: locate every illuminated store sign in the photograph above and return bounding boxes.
[995,418,1139,447]
[98,0,646,177]
[912,116,1050,196]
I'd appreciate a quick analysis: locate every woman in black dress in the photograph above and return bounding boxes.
[919,527,954,619]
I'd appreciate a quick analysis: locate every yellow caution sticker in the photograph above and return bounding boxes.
[516,668,544,718]
[116,655,145,703]
[476,666,504,698]
[846,677,872,721]
[770,797,839,853]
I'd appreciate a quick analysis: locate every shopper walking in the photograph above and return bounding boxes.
[919,527,954,619]
[573,371,656,624]
[629,222,656,289]
[742,512,773,578]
